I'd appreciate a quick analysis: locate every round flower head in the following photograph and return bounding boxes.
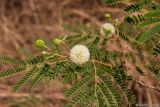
[104,13,111,19]
[101,22,115,35]
[35,39,45,48]
[70,45,90,65]
[53,38,63,45]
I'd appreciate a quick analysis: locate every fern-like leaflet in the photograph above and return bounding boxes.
[12,66,38,91]
[0,67,26,79]
[30,64,50,89]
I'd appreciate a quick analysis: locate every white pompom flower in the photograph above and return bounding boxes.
[101,22,115,35]
[70,45,90,65]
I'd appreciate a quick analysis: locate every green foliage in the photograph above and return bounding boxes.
[105,0,126,4]
[136,45,144,61]
[1,20,159,106]
[125,15,145,25]
[152,43,160,56]
[137,24,160,44]
[136,66,145,75]
[0,55,26,66]
[12,66,38,91]
[106,0,160,44]
[30,64,50,89]
[125,4,160,44]
[26,56,44,65]
[145,62,160,78]
[124,0,153,13]
[65,65,132,107]
[0,67,25,79]
[0,24,138,106]
[18,48,35,59]
[47,62,65,80]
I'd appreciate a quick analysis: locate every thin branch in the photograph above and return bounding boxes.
[132,77,160,92]
[92,60,97,96]
[93,60,112,67]
[0,92,65,100]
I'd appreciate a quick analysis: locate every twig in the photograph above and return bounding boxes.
[146,88,153,106]
[132,77,160,92]
[0,92,65,100]
[93,59,112,67]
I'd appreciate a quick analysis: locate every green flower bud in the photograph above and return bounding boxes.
[35,39,45,48]
[105,13,111,19]
[53,38,63,45]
